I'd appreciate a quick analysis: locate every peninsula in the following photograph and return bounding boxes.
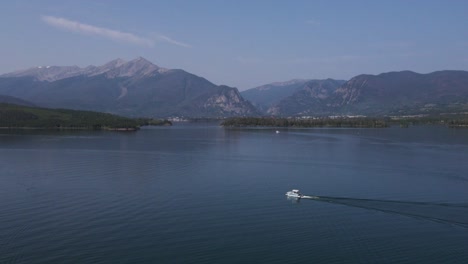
[0,103,171,130]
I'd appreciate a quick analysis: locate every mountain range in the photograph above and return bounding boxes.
[0,57,257,117]
[1,58,468,117]
[243,71,468,116]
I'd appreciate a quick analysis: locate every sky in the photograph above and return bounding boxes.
[1,0,468,90]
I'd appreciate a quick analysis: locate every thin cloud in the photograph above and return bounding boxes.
[42,15,191,48]
[41,15,153,47]
[157,35,191,48]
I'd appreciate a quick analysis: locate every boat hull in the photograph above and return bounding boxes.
[285,192,302,198]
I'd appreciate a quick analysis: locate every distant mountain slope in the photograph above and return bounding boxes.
[254,71,468,117]
[0,57,167,82]
[326,70,468,115]
[267,79,345,116]
[1,65,83,82]
[0,57,257,117]
[241,79,311,111]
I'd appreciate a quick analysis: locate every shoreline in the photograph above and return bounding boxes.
[0,126,139,131]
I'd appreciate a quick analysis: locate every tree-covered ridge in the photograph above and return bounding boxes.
[221,117,388,128]
[0,103,171,130]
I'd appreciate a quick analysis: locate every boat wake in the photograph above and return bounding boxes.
[301,195,468,228]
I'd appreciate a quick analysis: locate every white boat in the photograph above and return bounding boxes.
[285,189,303,198]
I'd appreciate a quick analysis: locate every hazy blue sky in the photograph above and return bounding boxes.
[1,0,467,90]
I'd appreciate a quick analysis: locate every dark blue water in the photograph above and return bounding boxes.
[1,124,468,263]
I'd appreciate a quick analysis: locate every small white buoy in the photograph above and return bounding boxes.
[276,130,280,134]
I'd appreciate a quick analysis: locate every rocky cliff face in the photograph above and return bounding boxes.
[204,86,255,116]
[0,57,257,117]
[332,76,368,106]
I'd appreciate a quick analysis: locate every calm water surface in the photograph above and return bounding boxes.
[1,124,468,263]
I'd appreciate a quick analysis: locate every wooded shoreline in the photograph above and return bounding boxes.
[221,116,468,128]
[0,103,171,130]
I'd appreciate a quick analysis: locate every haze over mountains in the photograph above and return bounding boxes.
[1,57,468,117]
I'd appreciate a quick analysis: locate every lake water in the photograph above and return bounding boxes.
[1,123,468,263]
